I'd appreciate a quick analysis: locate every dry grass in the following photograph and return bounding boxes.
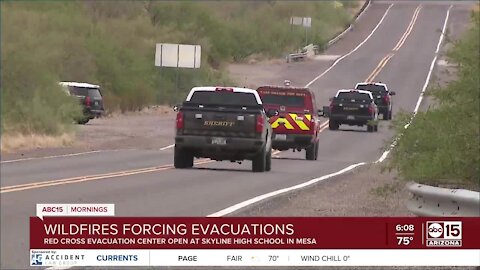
[473,3,479,12]
[1,133,75,153]
[105,105,175,119]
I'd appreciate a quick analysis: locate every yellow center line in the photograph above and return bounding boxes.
[3,5,424,194]
[1,159,213,194]
[322,5,422,127]
[365,5,422,82]
[366,53,395,82]
[365,53,394,82]
[393,6,422,51]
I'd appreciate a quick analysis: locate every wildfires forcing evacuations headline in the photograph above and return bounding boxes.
[43,223,295,236]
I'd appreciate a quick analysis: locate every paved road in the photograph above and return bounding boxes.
[0,1,474,269]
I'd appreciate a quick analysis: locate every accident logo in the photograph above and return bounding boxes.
[426,221,462,247]
[31,254,43,266]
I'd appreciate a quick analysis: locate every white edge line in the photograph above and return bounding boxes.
[207,162,366,217]
[305,3,394,88]
[210,4,452,217]
[159,144,175,151]
[3,143,176,164]
[0,149,133,164]
[33,4,439,270]
[40,9,451,266]
[157,5,385,157]
[375,4,452,164]
[208,3,393,218]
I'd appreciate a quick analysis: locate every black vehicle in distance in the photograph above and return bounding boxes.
[354,82,395,120]
[324,89,379,132]
[59,82,105,124]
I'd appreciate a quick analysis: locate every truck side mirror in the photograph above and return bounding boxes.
[266,109,279,117]
[173,104,180,112]
[390,91,396,96]
[329,97,333,102]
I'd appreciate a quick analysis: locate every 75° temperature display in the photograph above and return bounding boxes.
[394,224,416,247]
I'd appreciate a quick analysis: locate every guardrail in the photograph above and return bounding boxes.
[286,52,307,63]
[406,182,480,217]
[286,44,320,63]
[286,0,370,63]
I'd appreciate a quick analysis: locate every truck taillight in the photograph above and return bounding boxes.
[176,112,184,129]
[329,102,334,112]
[383,95,390,103]
[85,96,91,107]
[256,115,264,133]
[368,104,375,115]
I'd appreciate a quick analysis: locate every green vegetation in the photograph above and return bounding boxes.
[1,1,360,137]
[389,11,479,188]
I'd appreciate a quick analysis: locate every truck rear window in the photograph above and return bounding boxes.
[189,91,258,106]
[69,87,102,98]
[261,95,305,107]
[336,92,372,102]
[356,84,387,94]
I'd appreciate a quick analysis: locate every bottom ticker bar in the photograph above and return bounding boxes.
[30,249,480,267]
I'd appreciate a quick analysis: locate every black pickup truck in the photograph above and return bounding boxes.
[174,87,274,172]
[355,82,396,120]
[323,89,379,132]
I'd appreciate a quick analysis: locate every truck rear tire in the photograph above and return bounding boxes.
[174,146,194,169]
[77,117,90,125]
[367,125,374,132]
[306,141,318,160]
[265,148,272,171]
[329,121,339,130]
[387,110,393,120]
[252,147,266,172]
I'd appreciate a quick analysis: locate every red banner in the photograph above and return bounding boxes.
[30,217,480,249]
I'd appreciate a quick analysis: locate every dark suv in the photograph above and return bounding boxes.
[60,82,105,124]
[355,82,395,120]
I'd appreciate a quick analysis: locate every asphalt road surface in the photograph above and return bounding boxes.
[0,1,475,269]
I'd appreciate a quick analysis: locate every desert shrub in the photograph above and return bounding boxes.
[1,1,359,135]
[389,11,479,187]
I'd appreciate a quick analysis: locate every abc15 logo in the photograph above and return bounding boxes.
[426,221,462,240]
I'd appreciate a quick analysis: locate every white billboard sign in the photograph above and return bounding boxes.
[303,17,312,28]
[290,17,312,28]
[155,43,201,68]
[290,16,303,26]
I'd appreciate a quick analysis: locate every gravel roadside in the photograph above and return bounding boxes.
[234,164,412,217]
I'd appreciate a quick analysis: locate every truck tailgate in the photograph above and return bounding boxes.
[182,109,257,138]
[332,102,371,116]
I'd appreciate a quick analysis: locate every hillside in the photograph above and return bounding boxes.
[1,1,362,141]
